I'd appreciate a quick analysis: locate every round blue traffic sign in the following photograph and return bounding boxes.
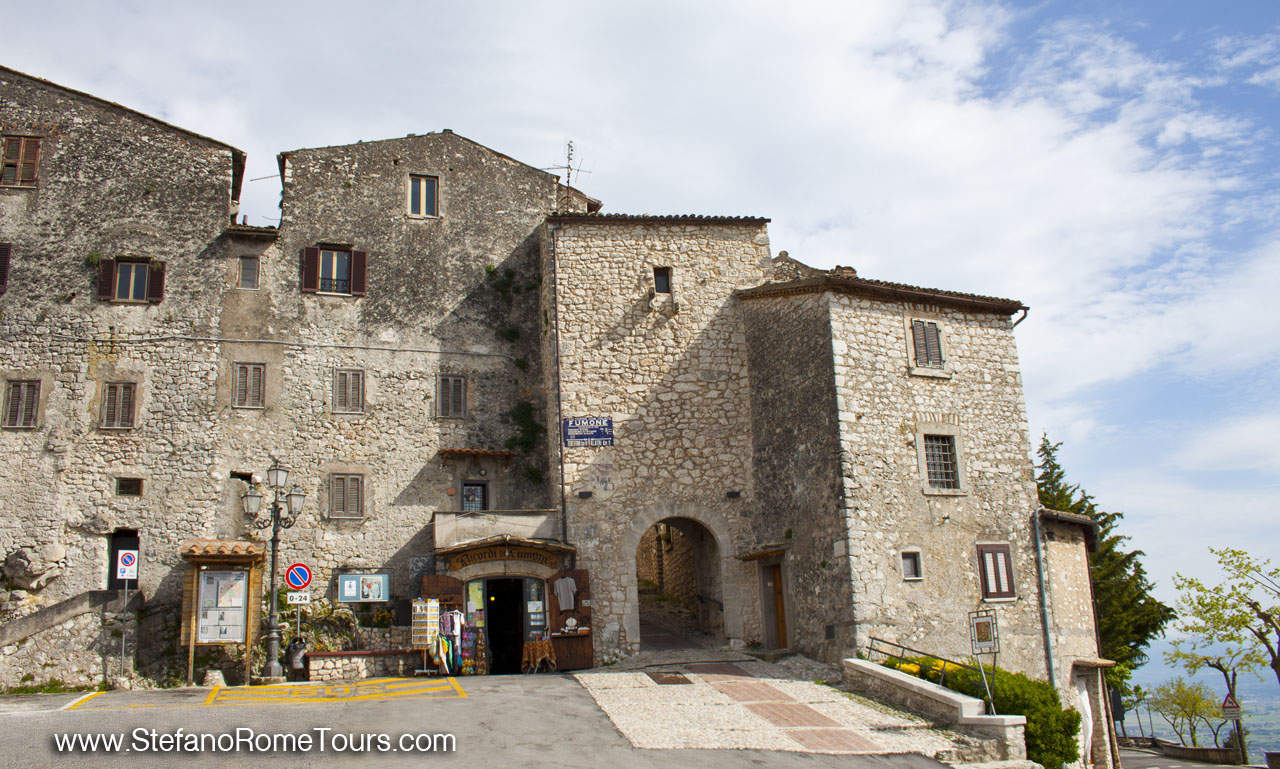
[285,563,312,590]
[120,552,136,567]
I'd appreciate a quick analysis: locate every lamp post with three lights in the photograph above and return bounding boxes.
[241,460,306,681]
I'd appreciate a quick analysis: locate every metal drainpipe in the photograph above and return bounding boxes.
[1032,506,1058,690]
[547,223,571,562]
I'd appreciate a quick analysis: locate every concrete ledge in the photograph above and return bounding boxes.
[0,590,142,646]
[843,658,1027,760]
[1156,739,1243,765]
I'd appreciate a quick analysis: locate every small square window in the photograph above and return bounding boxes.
[654,267,672,294]
[977,544,1016,599]
[461,481,488,512]
[334,369,365,414]
[330,473,364,519]
[116,478,143,496]
[901,551,922,580]
[438,375,467,418]
[232,363,265,408]
[1,136,40,187]
[924,434,959,489]
[239,256,260,289]
[911,320,944,368]
[408,174,439,217]
[3,380,40,428]
[101,382,137,429]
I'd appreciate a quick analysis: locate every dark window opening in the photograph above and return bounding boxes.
[3,379,39,428]
[901,551,922,580]
[924,434,959,489]
[116,478,143,496]
[654,267,672,294]
[239,256,260,289]
[461,481,488,512]
[230,471,254,484]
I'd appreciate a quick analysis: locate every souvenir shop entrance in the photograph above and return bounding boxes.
[425,536,592,675]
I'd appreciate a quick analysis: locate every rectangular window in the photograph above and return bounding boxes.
[3,380,39,428]
[924,434,959,489]
[330,473,364,519]
[461,481,488,512]
[654,267,672,294]
[1,136,40,187]
[232,363,265,408]
[116,478,144,496]
[101,382,137,429]
[438,375,467,418]
[238,256,260,289]
[114,261,150,302]
[319,249,351,293]
[408,174,438,217]
[333,369,365,414]
[901,551,922,580]
[977,544,1015,599]
[911,320,944,368]
[0,242,11,296]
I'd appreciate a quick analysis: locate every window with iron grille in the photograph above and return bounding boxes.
[116,477,144,496]
[911,320,944,368]
[101,382,137,429]
[438,375,467,418]
[461,481,488,512]
[1,136,40,187]
[239,256,259,289]
[232,363,265,408]
[3,380,39,428]
[330,474,364,519]
[901,551,923,580]
[333,369,364,414]
[924,434,959,489]
[977,544,1015,599]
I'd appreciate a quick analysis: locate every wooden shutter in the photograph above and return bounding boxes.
[924,322,942,366]
[421,575,464,609]
[120,384,135,427]
[103,383,118,427]
[301,247,320,293]
[452,377,464,417]
[5,382,21,427]
[349,476,362,515]
[0,243,10,295]
[21,382,37,427]
[97,259,116,300]
[350,371,363,411]
[335,370,349,411]
[349,250,367,296]
[249,365,264,407]
[332,475,346,514]
[911,320,928,366]
[977,545,1015,599]
[19,139,38,185]
[147,261,166,303]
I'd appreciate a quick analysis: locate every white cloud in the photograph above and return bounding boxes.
[1172,411,1280,475]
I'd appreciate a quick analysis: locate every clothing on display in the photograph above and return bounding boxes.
[552,576,577,611]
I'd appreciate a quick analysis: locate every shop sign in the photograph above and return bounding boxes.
[563,417,613,447]
[197,570,248,643]
[449,546,561,571]
[338,573,388,602]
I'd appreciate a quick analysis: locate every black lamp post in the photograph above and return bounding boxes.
[242,460,306,680]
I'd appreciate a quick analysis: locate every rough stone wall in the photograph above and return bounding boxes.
[636,523,698,610]
[543,220,773,660]
[740,291,847,653]
[827,294,1047,676]
[0,608,136,689]
[0,69,238,626]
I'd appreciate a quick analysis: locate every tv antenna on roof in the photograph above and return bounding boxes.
[543,140,591,210]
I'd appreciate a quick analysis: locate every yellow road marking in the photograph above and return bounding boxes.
[449,677,467,698]
[64,691,105,711]
[202,686,220,706]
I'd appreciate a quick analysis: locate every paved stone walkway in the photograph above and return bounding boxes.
[577,657,971,756]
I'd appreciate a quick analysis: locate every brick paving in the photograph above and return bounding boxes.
[711,680,794,702]
[787,728,886,752]
[745,701,844,728]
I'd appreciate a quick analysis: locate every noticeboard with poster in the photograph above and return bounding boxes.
[197,570,248,643]
[969,609,999,655]
[338,573,388,602]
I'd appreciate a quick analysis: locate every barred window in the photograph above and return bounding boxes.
[101,382,136,429]
[333,369,364,414]
[3,380,39,428]
[977,544,1015,599]
[438,375,467,418]
[461,481,488,512]
[911,320,944,368]
[330,474,364,519]
[233,363,265,408]
[924,434,959,489]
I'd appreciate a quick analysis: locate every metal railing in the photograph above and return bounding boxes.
[865,636,994,712]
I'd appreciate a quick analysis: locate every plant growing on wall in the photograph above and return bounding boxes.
[505,400,544,454]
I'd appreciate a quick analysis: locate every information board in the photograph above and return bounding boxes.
[562,417,614,447]
[197,570,248,643]
[969,609,999,655]
[338,573,388,602]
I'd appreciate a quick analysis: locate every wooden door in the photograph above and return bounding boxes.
[770,564,787,649]
[549,569,593,670]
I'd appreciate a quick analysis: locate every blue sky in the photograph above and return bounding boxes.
[4,1,1278,627]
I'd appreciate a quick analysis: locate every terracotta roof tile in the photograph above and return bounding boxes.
[179,539,265,559]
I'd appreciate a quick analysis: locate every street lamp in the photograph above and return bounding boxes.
[242,459,306,680]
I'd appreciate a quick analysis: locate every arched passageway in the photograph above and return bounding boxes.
[634,517,725,651]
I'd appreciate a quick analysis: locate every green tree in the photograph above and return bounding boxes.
[1036,436,1176,691]
[1149,678,1220,746]
[1173,548,1280,690]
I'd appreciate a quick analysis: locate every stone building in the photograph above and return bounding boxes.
[0,64,1114,765]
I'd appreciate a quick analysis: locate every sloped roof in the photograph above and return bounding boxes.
[433,534,576,557]
[547,212,769,225]
[736,271,1027,315]
[179,539,265,560]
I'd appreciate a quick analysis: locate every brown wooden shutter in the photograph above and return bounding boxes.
[234,364,247,407]
[350,476,362,515]
[334,371,348,410]
[301,247,320,293]
[120,384,135,427]
[6,382,21,426]
[452,377,464,417]
[103,383,118,427]
[0,243,10,295]
[332,475,345,514]
[97,259,116,300]
[911,320,928,366]
[146,261,166,303]
[19,139,38,184]
[420,575,464,609]
[349,250,367,296]
[21,382,37,427]
[350,371,362,411]
[250,365,264,406]
[924,322,942,366]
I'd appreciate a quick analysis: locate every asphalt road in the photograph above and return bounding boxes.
[0,675,949,769]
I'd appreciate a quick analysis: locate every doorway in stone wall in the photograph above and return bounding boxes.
[634,517,725,651]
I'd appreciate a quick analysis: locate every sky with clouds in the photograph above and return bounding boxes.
[4,1,1277,618]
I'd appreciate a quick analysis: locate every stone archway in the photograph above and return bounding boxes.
[622,502,744,652]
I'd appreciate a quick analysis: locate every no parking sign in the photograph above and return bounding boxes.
[285,563,312,590]
[116,550,139,581]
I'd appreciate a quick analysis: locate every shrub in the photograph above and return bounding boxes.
[884,657,1080,769]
